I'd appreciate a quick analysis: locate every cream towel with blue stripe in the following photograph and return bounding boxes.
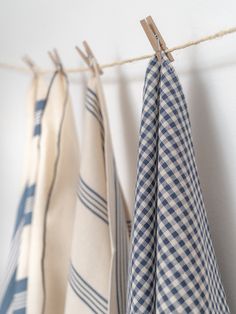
[0,70,79,314]
[27,70,79,314]
[65,65,130,314]
[0,75,47,314]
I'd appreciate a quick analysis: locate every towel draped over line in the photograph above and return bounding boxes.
[0,54,230,314]
[0,71,79,314]
[65,64,131,314]
[0,64,131,314]
[127,55,230,314]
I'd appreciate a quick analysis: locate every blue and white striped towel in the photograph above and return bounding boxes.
[0,75,47,314]
[0,70,79,314]
[127,55,230,313]
[65,64,131,314]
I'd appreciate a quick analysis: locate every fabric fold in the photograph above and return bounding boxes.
[0,70,79,314]
[0,74,47,314]
[127,55,230,313]
[27,70,79,314]
[65,67,130,314]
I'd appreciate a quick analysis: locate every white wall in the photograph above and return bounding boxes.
[0,0,235,311]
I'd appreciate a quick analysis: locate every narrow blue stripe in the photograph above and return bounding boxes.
[115,172,122,314]
[87,88,98,101]
[79,189,107,217]
[79,181,107,212]
[85,101,103,123]
[80,178,107,205]
[69,279,100,314]
[85,105,104,131]
[70,275,106,314]
[86,97,102,119]
[70,266,108,311]
[86,94,101,110]
[71,263,108,304]
[78,194,108,224]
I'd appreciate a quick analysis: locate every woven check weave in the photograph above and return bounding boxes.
[127,55,230,314]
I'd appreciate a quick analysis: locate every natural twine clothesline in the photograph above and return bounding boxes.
[0,26,236,75]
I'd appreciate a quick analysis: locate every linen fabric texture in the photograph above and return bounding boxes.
[127,55,230,314]
[0,70,79,314]
[64,65,131,314]
[0,54,230,314]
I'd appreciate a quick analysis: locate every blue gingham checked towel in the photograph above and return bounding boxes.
[127,55,230,313]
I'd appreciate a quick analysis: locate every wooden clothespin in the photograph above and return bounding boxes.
[140,15,174,62]
[48,49,63,71]
[22,55,38,75]
[75,41,103,75]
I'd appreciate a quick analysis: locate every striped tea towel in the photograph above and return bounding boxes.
[127,55,230,313]
[0,74,47,314]
[0,70,79,314]
[65,65,130,314]
[26,70,79,314]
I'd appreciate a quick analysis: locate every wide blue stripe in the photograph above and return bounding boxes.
[33,99,46,136]
[13,188,28,235]
[26,184,35,197]
[14,184,35,235]
[15,278,27,293]
[35,99,46,111]
[13,308,26,314]
[33,124,41,136]
[24,212,32,225]
[0,270,16,314]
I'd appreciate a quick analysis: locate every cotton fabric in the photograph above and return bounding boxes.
[127,55,230,313]
[0,75,47,314]
[0,70,79,314]
[65,65,131,314]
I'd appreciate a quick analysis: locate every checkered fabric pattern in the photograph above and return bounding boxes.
[127,55,230,313]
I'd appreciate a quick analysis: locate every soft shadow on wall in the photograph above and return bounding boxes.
[186,53,236,312]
